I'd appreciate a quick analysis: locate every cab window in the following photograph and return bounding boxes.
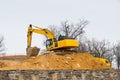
[46,39,52,48]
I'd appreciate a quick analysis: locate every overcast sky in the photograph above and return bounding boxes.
[0,0,120,55]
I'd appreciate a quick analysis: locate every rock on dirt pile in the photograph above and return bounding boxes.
[0,53,110,70]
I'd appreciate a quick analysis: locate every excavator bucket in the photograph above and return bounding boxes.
[26,47,40,57]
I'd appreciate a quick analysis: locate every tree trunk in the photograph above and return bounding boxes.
[118,56,120,69]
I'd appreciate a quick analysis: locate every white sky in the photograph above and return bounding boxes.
[0,0,120,55]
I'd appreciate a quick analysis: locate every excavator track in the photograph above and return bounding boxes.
[52,49,78,55]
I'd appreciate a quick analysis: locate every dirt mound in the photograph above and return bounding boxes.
[0,53,110,70]
[0,55,27,61]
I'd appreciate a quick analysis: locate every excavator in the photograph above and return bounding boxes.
[26,24,79,57]
[26,24,110,67]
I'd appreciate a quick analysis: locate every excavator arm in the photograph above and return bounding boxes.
[26,24,55,56]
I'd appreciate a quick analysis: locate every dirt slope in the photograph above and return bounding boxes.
[0,53,110,70]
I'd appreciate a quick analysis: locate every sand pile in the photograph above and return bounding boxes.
[0,53,110,70]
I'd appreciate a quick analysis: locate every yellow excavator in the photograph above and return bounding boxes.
[26,24,110,67]
[26,24,79,56]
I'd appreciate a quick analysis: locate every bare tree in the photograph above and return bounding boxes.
[49,19,89,39]
[0,36,5,56]
[112,42,120,69]
[86,39,111,58]
[48,25,61,39]
[77,41,87,53]
[76,36,88,52]
[104,52,114,62]
[60,19,89,39]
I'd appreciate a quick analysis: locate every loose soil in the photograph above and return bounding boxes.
[0,53,110,70]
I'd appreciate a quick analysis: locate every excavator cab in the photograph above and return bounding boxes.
[46,38,57,48]
[46,39,53,48]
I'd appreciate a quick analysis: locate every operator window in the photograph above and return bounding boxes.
[46,39,52,48]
